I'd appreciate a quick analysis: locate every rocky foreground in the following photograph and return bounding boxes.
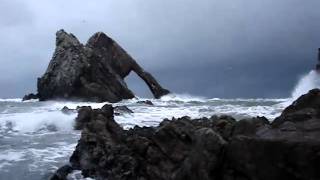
[51,89,320,180]
[24,30,169,102]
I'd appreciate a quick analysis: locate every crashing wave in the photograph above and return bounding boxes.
[291,70,320,100]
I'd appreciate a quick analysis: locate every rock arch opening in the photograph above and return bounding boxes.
[125,72,153,98]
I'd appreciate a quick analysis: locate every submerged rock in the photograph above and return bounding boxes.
[114,105,134,115]
[61,106,76,115]
[53,89,320,180]
[137,100,154,105]
[29,30,169,102]
[50,164,73,180]
[22,93,38,101]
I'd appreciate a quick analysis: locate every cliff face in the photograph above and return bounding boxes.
[32,30,169,102]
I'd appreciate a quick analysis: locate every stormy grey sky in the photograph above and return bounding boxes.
[0,0,320,98]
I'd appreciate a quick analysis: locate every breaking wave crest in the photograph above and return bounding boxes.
[0,98,22,102]
[159,93,206,103]
[0,111,76,134]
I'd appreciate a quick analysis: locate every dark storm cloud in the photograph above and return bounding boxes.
[0,0,320,98]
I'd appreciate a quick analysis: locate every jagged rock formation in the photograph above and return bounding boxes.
[52,89,320,180]
[223,89,320,180]
[273,88,320,127]
[25,30,169,102]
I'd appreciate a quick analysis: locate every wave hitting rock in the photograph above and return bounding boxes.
[52,89,320,180]
[24,30,169,102]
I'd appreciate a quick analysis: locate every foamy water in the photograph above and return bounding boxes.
[0,95,290,180]
[0,70,318,180]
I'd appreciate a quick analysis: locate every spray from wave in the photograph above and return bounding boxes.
[291,70,320,100]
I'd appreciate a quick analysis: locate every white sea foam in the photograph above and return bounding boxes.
[114,101,285,129]
[28,142,78,172]
[0,151,26,162]
[0,111,76,133]
[0,98,22,102]
[0,94,289,134]
[0,139,78,173]
[48,101,107,110]
[291,70,320,100]
[67,170,95,180]
[0,150,26,170]
[0,99,112,134]
[209,98,289,102]
[160,93,206,102]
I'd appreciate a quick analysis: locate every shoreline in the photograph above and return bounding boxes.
[51,89,320,180]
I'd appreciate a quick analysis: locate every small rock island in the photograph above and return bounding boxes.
[24,30,170,102]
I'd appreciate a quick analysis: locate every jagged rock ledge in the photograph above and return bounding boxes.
[24,30,169,102]
[51,89,320,180]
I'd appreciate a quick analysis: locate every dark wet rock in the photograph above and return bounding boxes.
[54,89,320,180]
[114,105,134,115]
[222,136,320,180]
[272,88,320,127]
[74,105,115,130]
[232,116,269,136]
[223,89,320,180]
[74,106,93,130]
[22,93,38,101]
[137,100,154,105]
[50,164,73,180]
[61,106,76,115]
[210,115,236,140]
[27,29,169,102]
[69,107,226,180]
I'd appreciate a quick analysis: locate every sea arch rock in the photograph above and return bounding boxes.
[33,30,169,102]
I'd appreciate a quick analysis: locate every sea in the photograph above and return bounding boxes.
[0,70,319,180]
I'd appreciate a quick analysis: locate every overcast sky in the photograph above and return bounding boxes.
[1,0,320,98]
